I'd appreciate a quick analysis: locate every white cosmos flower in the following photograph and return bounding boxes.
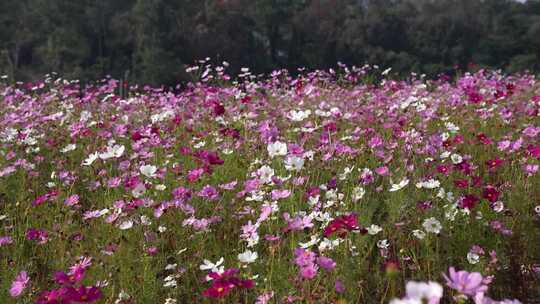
[389,178,409,192]
[60,144,76,153]
[199,257,225,273]
[257,165,275,184]
[440,151,451,159]
[492,201,504,213]
[415,179,440,189]
[80,110,92,122]
[445,122,460,133]
[267,141,287,158]
[339,166,354,180]
[165,264,177,270]
[118,220,133,230]
[318,238,342,252]
[351,186,365,202]
[140,215,151,226]
[237,250,258,264]
[405,281,443,302]
[422,217,442,234]
[367,224,383,235]
[299,235,320,248]
[284,156,304,171]
[288,109,311,122]
[164,298,177,304]
[246,233,260,247]
[377,239,390,249]
[140,164,157,178]
[445,204,459,221]
[151,110,174,124]
[162,277,177,288]
[412,229,426,240]
[450,153,463,164]
[99,144,125,160]
[82,152,99,166]
[307,195,320,207]
[467,252,480,264]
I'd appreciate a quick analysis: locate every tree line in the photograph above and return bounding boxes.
[1,0,539,85]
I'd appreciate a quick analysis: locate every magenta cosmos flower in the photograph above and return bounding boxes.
[202,268,253,298]
[323,213,360,237]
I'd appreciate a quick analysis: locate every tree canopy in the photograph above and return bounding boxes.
[1,0,539,85]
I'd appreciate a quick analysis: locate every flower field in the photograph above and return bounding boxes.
[1,64,539,303]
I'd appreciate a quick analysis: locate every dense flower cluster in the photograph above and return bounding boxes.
[0,64,539,302]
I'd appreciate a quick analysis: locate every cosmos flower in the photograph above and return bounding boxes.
[200,257,225,274]
[202,268,253,298]
[64,194,79,206]
[367,224,383,235]
[267,141,287,158]
[299,264,318,279]
[323,213,360,237]
[405,281,443,304]
[485,157,504,171]
[257,165,275,184]
[482,186,500,203]
[9,271,29,297]
[99,144,125,160]
[389,178,410,192]
[237,250,258,264]
[442,267,488,297]
[139,164,157,178]
[459,194,480,209]
[284,156,304,171]
[288,109,311,122]
[415,179,440,189]
[422,217,442,234]
[316,256,336,271]
[271,189,290,200]
[0,236,13,246]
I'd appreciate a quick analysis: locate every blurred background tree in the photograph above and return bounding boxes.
[0,0,538,85]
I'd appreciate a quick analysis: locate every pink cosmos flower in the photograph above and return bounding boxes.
[10,271,29,297]
[283,213,313,232]
[523,164,539,175]
[442,267,488,297]
[271,189,290,200]
[197,185,219,201]
[187,168,204,183]
[375,166,389,176]
[317,256,336,271]
[335,280,345,293]
[299,264,318,279]
[255,291,274,304]
[64,194,79,206]
[0,236,13,246]
[294,248,316,267]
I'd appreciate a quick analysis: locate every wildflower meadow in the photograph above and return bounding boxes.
[0,63,539,303]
